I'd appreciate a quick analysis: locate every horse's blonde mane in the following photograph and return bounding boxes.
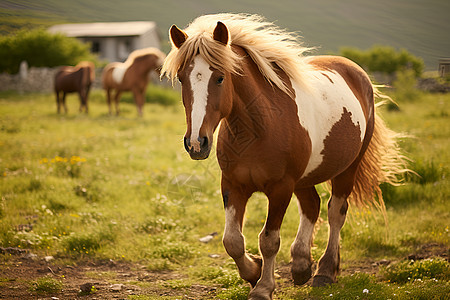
[126,47,166,66]
[162,13,314,95]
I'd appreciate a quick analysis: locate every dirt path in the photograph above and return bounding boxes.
[1,252,210,299]
[1,243,447,299]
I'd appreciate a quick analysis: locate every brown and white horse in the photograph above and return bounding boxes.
[54,61,95,114]
[102,48,166,116]
[162,14,406,299]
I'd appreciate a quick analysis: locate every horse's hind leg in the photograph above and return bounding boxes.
[222,179,262,288]
[114,90,122,116]
[291,186,320,285]
[312,164,358,287]
[84,96,89,114]
[84,85,91,113]
[79,87,89,113]
[78,91,84,113]
[106,89,111,115]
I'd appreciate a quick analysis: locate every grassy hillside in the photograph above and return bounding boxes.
[1,0,449,69]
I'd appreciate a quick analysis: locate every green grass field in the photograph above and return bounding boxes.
[0,86,449,299]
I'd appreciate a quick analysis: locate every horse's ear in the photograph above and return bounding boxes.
[213,21,229,45]
[170,25,188,49]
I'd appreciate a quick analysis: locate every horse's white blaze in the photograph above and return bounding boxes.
[293,70,367,178]
[189,55,213,151]
[112,64,128,85]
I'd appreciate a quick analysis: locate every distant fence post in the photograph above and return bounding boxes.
[18,61,28,94]
[19,61,28,80]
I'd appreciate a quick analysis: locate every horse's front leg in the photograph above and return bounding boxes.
[222,180,261,287]
[132,87,145,117]
[62,92,68,114]
[55,91,61,114]
[249,180,294,300]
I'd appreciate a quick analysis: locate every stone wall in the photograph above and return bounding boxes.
[0,66,166,93]
[0,67,59,93]
[0,64,104,93]
[417,78,450,93]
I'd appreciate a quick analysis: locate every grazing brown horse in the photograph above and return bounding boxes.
[162,14,407,299]
[102,48,166,117]
[54,61,95,114]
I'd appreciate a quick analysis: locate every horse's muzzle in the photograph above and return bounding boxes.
[184,136,211,160]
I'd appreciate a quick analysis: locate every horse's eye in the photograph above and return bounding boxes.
[216,76,224,85]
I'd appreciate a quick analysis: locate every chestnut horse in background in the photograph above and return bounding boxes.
[162,14,407,299]
[102,48,166,117]
[54,61,95,114]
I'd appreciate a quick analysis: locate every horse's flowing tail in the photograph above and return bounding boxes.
[349,90,409,212]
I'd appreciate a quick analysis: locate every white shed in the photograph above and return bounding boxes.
[439,58,450,77]
[48,21,161,62]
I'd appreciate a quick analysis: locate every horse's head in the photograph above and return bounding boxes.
[170,22,234,160]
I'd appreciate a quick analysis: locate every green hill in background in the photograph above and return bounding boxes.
[0,0,448,70]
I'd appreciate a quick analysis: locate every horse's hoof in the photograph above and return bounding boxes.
[248,294,271,300]
[246,253,263,287]
[312,275,334,287]
[292,267,312,285]
[248,287,273,300]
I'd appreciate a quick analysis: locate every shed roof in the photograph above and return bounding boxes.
[48,21,157,37]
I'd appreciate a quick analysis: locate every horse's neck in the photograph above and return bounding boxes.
[226,71,273,138]
[227,56,291,138]
[131,56,154,75]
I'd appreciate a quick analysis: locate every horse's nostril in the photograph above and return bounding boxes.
[198,136,208,148]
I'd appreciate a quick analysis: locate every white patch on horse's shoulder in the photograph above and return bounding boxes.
[112,64,128,85]
[189,55,213,151]
[293,70,367,178]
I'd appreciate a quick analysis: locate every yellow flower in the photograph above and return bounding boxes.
[69,156,86,164]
